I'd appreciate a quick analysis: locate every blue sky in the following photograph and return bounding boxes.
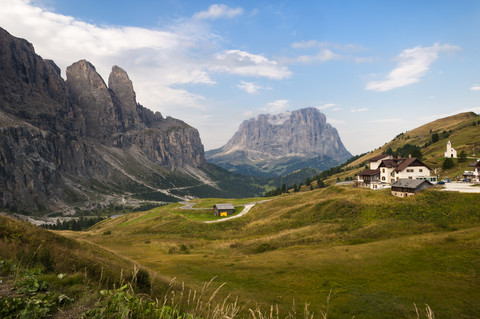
[2,0,480,155]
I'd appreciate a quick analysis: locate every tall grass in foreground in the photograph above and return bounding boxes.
[85,268,436,319]
[0,255,437,319]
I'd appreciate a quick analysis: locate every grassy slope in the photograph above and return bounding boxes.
[0,214,179,317]
[344,112,480,180]
[65,186,480,319]
[310,112,480,187]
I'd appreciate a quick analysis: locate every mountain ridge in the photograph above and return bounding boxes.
[206,107,352,176]
[0,27,263,213]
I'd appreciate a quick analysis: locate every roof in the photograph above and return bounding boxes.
[358,168,380,176]
[378,157,431,172]
[391,179,432,189]
[369,154,391,162]
[213,204,234,210]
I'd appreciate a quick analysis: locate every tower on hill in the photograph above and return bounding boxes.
[445,140,457,158]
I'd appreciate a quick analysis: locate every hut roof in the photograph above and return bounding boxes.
[214,204,235,210]
[391,179,432,189]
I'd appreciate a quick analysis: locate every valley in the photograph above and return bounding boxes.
[60,187,480,318]
[1,15,480,319]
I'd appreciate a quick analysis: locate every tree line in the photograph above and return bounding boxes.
[41,216,106,231]
[264,153,366,197]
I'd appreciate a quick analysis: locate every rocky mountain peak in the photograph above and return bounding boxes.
[66,60,118,139]
[0,27,213,212]
[206,107,352,176]
[108,65,140,129]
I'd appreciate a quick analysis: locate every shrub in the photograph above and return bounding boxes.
[254,243,276,253]
[458,150,467,163]
[442,158,454,170]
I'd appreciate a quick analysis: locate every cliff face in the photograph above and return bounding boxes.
[206,108,352,176]
[0,27,207,213]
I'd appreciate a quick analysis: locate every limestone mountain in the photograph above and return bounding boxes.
[206,108,352,176]
[0,27,262,213]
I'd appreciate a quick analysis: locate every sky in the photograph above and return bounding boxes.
[1,0,480,155]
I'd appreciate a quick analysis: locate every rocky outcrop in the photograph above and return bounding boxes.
[0,27,208,213]
[108,65,140,130]
[206,108,352,176]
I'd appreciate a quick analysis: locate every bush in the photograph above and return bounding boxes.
[458,150,467,163]
[254,243,276,253]
[442,158,454,170]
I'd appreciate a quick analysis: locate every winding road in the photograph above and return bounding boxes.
[179,200,270,223]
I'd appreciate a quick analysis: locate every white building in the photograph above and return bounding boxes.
[445,140,457,158]
[368,154,393,170]
[355,156,435,189]
[378,158,434,184]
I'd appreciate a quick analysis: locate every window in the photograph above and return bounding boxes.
[407,169,414,173]
[382,169,385,173]
[382,177,385,181]
[419,169,423,172]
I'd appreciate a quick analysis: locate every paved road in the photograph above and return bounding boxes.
[204,200,270,224]
[179,201,210,210]
[441,182,480,193]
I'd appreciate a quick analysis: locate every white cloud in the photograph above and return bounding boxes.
[0,0,289,114]
[370,118,403,124]
[462,107,480,114]
[237,81,263,94]
[291,40,365,51]
[193,4,243,20]
[366,43,460,92]
[285,40,371,65]
[317,103,336,110]
[243,110,255,119]
[470,84,480,91]
[213,50,291,79]
[351,108,368,112]
[327,119,346,125]
[279,49,339,65]
[262,100,290,114]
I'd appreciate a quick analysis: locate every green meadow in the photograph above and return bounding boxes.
[64,186,480,318]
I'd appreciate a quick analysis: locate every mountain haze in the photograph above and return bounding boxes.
[206,108,352,176]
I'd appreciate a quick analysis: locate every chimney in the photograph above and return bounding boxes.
[409,154,412,158]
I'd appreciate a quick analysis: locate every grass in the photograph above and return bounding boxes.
[63,186,480,318]
[190,197,267,208]
[346,112,480,181]
[171,206,244,221]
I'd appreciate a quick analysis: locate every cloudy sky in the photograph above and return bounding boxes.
[2,0,480,155]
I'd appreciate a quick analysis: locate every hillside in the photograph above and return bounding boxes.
[63,186,480,318]
[0,214,254,318]
[350,112,480,168]
[312,112,480,187]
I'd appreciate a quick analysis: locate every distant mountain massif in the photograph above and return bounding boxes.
[206,108,352,176]
[0,27,263,213]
